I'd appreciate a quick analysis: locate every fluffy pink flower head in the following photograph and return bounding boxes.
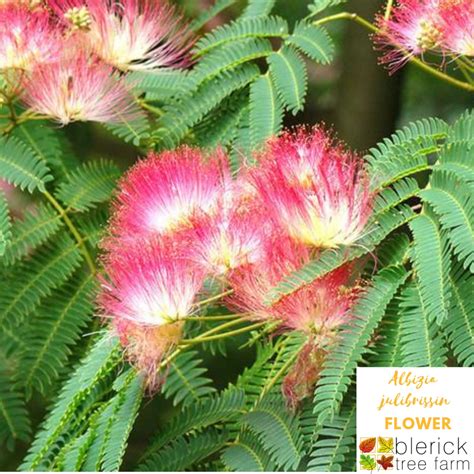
[438,0,474,56]
[100,236,206,327]
[21,50,140,125]
[252,126,373,249]
[49,0,193,71]
[111,147,230,240]
[184,178,271,276]
[0,3,60,71]
[374,0,443,71]
[227,235,359,340]
[112,317,184,390]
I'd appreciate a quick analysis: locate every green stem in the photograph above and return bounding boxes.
[43,191,97,274]
[384,0,394,20]
[194,289,234,308]
[314,12,474,93]
[187,313,248,321]
[180,321,267,345]
[259,347,300,400]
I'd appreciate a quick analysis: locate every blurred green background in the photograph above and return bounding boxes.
[1,0,472,470]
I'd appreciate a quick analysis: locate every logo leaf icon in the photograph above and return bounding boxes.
[360,454,377,470]
[378,436,394,453]
[377,454,394,470]
[359,437,376,453]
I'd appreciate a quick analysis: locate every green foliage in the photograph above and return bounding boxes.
[287,22,334,64]
[0,190,11,256]
[194,16,288,56]
[0,234,83,331]
[55,160,121,212]
[162,350,216,407]
[307,403,356,471]
[0,368,31,451]
[408,214,451,323]
[20,274,96,397]
[250,74,283,147]
[398,282,447,366]
[268,46,308,115]
[242,0,275,18]
[1,203,63,266]
[0,135,53,193]
[242,396,304,470]
[444,264,474,366]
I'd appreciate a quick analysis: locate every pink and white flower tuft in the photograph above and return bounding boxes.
[185,178,271,276]
[0,3,60,71]
[374,0,443,71]
[438,0,474,56]
[99,237,206,327]
[252,127,373,249]
[227,235,359,339]
[21,50,141,124]
[49,0,194,71]
[110,147,230,240]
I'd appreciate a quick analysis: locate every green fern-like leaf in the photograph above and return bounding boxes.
[243,395,304,470]
[408,214,451,324]
[20,274,96,397]
[268,45,308,115]
[128,70,190,101]
[447,108,473,144]
[444,264,474,366]
[21,336,122,471]
[241,0,275,18]
[0,135,53,193]
[12,121,77,179]
[373,178,420,214]
[222,428,276,472]
[194,16,288,56]
[193,38,273,83]
[153,64,259,148]
[55,159,121,212]
[399,282,447,366]
[162,350,216,407]
[313,266,409,425]
[307,404,356,472]
[286,22,334,64]
[366,117,448,189]
[101,371,143,471]
[0,368,31,451]
[141,428,229,471]
[437,141,474,184]
[420,171,474,272]
[0,234,83,331]
[0,190,11,256]
[142,387,245,460]
[1,203,63,266]
[105,114,151,147]
[249,74,283,148]
[191,0,236,31]
[308,0,347,15]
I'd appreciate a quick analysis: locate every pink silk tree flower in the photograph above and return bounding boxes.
[21,51,141,125]
[252,127,373,249]
[110,147,230,240]
[374,0,444,71]
[48,0,193,71]
[99,236,206,327]
[184,178,271,276]
[438,0,474,56]
[112,317,184,390]
[227,235,359,340]
[0,3,60,71]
